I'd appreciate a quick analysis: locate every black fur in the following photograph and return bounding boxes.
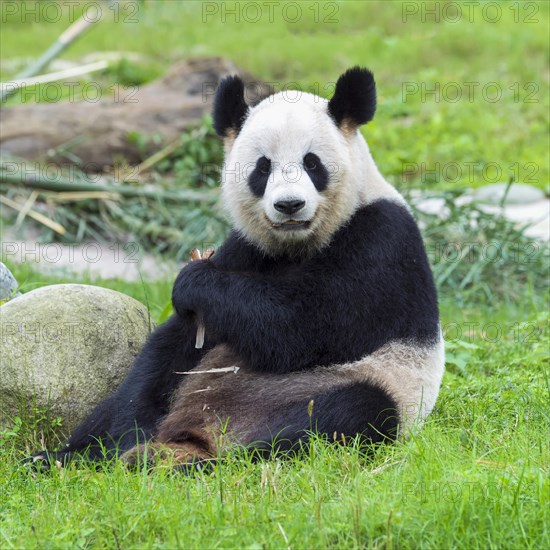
[212,76,249,137]
[28,199,438,469]
[303,152,328,192]
[248,156,271,197]
[328,67,376,128]
[172,199,439,374]
[250,382,399,455]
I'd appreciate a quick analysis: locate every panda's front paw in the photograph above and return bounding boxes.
[172,260,216,317]
[22,450,66,472]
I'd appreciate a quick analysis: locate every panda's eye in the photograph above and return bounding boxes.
[258,156,271,175]
[302,152,328,192]
[303,153,319,171]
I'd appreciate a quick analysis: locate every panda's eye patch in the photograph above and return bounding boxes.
[248,156,271,197]
[303,153,319,171]
[303,152,328,192]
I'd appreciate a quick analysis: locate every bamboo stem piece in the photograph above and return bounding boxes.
[0,168,218,203]
[1,15,100,102]
[0,61,109,96]
[190,247,207,349]
[15,190,39,226]
[123,138,182,182]
[46,191,120,202]
[0,194,66,234]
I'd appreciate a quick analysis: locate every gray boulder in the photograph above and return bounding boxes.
[0,284,154,435]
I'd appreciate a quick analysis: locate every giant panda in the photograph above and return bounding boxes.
[30,67,444,470]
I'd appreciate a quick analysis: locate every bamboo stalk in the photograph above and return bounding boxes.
[174,366,240,375]
[46,191,120,202]
[15,190,39,225]
[122,127,210,183]
[1,15,100,102]
[1,61,109,96]
[190,247,207,349]
[0,169,218,203]
[0,194,66,234]
[123,138,183,182]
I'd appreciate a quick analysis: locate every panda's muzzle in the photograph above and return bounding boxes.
[269,199,312,230]
[271,200,310,230]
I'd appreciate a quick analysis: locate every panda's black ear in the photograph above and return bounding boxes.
[328,67,376,129]
[213,76,249,138]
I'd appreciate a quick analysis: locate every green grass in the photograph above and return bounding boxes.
[0,281,548,548]
[1,1,549,547]
[1,0,549,190]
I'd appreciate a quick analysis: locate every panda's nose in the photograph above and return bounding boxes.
[274,199,305,215]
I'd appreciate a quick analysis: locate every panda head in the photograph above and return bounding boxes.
[214,67,396,257]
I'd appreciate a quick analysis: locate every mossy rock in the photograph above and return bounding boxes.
[0,284,154,436]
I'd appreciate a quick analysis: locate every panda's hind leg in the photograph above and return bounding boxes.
[246,381,400,457]
[135,345,400,470]
[138,379,399,471]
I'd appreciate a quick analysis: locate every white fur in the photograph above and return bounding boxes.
[221,91,405,255]
[344,330,446,433]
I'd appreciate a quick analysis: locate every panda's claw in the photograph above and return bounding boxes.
[203,248,215,260]
[190,247,215,262]
[190,248,202,261]
[21,452,50,472]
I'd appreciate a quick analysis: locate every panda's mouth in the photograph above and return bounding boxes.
[271,220,311,231]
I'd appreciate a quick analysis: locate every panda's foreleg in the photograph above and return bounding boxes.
[172,260,354,373]
[25,398,116,470]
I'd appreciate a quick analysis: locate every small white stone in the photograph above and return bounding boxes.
[473,183,546,205]
[0,262,21,302]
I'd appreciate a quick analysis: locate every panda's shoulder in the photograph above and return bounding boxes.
[356,198,417,231]
[213,231,281,272]
[213,231,257,269]
[337,198,422,250]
